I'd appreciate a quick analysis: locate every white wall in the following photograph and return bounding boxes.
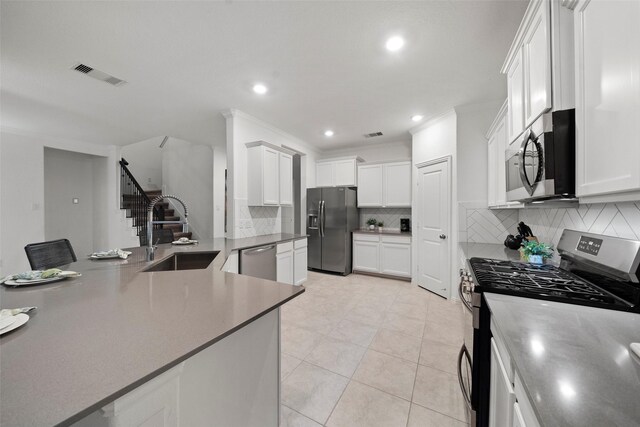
[44,148,105,258]
[0,129,129,275]
[410,110,458,299]
[162,138,214,240]
[320,140,411,163]
[223,109,319,238]
[120,137,164,191]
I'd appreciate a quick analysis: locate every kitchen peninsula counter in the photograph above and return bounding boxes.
[0,234,306,426]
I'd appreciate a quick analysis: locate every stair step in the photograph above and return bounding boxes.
[163,224,184,231]
[127,209,175,219]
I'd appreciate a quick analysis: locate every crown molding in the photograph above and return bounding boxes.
[409,109,456,135]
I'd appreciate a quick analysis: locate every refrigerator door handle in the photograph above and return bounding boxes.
[318,201,323,237]
[320,200,326,237]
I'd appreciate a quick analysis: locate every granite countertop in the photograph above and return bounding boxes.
[0,233,306,427]
[486,293,640,426]
[353,228,412,236]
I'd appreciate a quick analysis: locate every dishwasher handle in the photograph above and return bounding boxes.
[242,245,276,255]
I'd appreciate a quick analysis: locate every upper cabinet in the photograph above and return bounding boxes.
[502,0,574,144]
[315,157,363,187]
[357,161,411,208]
[246,141,294,206]
[572,0,640,202]
[487,101,524,209]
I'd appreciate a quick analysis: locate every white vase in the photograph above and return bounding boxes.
[368,224,375,230]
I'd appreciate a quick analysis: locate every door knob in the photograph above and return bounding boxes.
[439,234,447,240]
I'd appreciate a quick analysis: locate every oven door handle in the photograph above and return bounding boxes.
[458,279,473,313]
[457,343,473,410]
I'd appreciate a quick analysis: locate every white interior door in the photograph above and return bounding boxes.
[417,159,451,297]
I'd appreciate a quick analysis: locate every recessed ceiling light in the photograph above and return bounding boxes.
[385,36,405,52]
[252,83,268,94]
[411,115,423,122]
[324,130,334,137]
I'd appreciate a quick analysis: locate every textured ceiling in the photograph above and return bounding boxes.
[0,1,527,149]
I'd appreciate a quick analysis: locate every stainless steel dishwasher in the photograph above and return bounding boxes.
[239,244,277,281]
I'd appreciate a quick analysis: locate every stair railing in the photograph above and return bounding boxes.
[119,158,165,244]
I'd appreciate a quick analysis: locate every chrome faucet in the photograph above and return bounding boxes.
[146,195,189,261]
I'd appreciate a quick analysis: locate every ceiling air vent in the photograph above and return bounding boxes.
[363,131,384,139]
[71,63,127,87]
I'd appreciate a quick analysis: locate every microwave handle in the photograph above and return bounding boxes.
[518,130,534,195]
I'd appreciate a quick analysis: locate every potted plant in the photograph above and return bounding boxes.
[520,241,554,265]
[366,218,377,230]
[377,221,384,232]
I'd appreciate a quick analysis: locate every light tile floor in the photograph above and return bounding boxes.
[280,272,469,427]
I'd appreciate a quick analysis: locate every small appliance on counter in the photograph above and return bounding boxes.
[400,218,411,232]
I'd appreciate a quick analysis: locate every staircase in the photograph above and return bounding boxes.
[119,159,192,245]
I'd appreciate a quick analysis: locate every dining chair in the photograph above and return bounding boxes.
[24,239,77,270]
[138,229,175,246]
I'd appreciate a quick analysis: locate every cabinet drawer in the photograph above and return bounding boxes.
[294,238,307,249]
[491,318,514,384]
[277,241,293,254]
[380,235,411,245]
[353,233,380,242]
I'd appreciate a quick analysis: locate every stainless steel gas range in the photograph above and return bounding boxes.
[458,229,640,427]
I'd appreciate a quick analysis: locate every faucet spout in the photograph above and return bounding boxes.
[146,195,189,261]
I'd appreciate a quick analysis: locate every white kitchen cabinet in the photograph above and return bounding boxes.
[221,251,239,274]
[383,162,412,207]
[357,161,411,208]
[293,238,307,286]
[489,338,516,427]
[513,402,527,427]
[353,234,411,278]
[279,152,293,206]
[357,164,383,206]
[523,0,551,127]
[276,241,294,285]
[573,0,640,202]
[247,145,279,206]
[246,141,294,207]
[502,0,574,144]
[506,48,525,142]
[380,236,411,278]
[486,102,523,209]
[315,157,362,187]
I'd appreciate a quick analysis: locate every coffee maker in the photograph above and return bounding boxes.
[400,218,411,232]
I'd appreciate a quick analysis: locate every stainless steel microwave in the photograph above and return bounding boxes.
[506,109,575,202]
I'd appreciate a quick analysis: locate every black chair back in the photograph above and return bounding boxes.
[139,229,175,246]
[24,239,77,270]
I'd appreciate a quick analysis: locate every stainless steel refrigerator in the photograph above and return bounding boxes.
[307,187,358,275]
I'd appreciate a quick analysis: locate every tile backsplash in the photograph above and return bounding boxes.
[234,198,281,238]
[460,201,640,247]
[359,208,411,230]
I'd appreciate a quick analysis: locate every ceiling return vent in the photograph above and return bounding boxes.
[363,131,384,139]
[71,63,127,87]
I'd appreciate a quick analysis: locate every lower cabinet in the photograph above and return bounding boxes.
[352,233,411,278]
[221,251,239,274]
[277,238,307,286]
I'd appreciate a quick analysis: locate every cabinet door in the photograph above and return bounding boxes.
[279,153,293,206]
[523,0,552,127]
[334,160,357,186]
[352,240,379,273]
[294,247,308,285]
[383,162,411,207]
[380,243,411,277]
[489,338,516,427]
[513,402,527,427]
[487,134,498,208]
[575,0,640,199]
[507,48,525,143]
[494,117,509,206]
[277,251,293,285]
[316,162,335,187]
[263,147,280,205]
[357,164,383,207]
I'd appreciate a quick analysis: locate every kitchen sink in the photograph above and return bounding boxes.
[143,251,219,272]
